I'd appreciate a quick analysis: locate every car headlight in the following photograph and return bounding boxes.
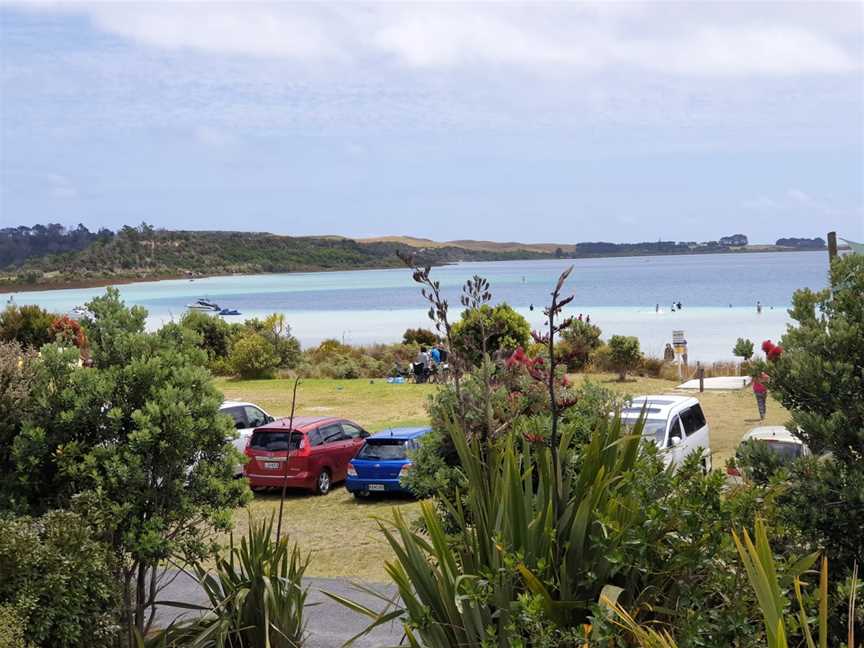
[347,464,357,477]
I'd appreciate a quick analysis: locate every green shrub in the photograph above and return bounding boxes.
[0,605,34,648]
[402,327,438,346]
[0,512,117,648]
[733,337,754,361]
[638,355,666,377]
[608,335,642,381]
[560,318,602,370]
[179,310,240,361]
[733,439,795,485]
[229,332,280,379]
[450,302,530,365]
[0,305,56,349]
[154,516,309,648]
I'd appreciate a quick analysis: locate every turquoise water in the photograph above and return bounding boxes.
[2,251,829,361]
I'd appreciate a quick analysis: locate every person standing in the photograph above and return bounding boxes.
[664,343,675,362]
[756,301,763,314]
[752,370,769,420]
[414,346,430,383]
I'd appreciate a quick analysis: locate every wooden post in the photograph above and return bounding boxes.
[698,365,705,393]
[827,231,838,262]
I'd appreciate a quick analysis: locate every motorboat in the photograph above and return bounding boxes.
[186,298,220,311]
[219,308,241,316]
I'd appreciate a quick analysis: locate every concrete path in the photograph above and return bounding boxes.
[677,375,751,390]
[154,570,405,647]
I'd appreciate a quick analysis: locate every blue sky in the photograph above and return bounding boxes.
[1,1,862,244]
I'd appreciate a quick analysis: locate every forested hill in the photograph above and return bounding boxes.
[0,225,549,289]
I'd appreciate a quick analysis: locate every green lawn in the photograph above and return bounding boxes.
[215,377,434,431]
[216,374,788,581]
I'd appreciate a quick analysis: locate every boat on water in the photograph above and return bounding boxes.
[68,305,89,319]
[186,298,220,311]
[219,308,241,316]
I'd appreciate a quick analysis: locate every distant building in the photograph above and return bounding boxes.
[719,234,748,247]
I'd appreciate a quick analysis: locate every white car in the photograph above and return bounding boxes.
[620,395,712,471]
[220,401,277,476]
[726,426,810,481]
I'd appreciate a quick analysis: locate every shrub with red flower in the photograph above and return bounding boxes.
[51,316,88,351]
[761,339,784,362]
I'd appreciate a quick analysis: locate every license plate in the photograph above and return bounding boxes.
[368,484,385,492]
[264,462,281,470]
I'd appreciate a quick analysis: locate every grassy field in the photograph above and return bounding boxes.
[215,374,789,580]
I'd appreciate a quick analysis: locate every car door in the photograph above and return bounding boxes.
[341,422,369,457]
[319,423,351,480]
[666,414,687,466]
[679,404,710,468]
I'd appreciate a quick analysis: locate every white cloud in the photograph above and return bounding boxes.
[46,172,78,198]
[7,1,861,77]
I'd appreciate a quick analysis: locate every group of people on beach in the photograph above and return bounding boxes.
[413,345,448,384]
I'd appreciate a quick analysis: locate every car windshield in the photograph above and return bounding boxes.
[357,439,409,460]
[249,430,301,452]
[623,418,667,446]
[760,440,803,459]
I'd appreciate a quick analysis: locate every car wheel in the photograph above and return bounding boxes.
[315,470,331,495]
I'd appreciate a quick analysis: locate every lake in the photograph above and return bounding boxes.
[2,251,829,362]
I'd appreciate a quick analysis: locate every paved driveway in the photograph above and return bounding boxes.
[154,570,405,647]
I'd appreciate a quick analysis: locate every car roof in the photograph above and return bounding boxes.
[621,395,699,418]
[742,426,804,445]
[368,427,432,441]
[253,416,344,432]
[221,400,255,409]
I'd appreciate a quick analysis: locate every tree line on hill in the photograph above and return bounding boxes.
[0,223,547,287]
[1,223,828,289]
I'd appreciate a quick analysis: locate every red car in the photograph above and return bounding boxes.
[244,417,369,495]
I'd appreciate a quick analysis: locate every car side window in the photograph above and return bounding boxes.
[680,406,706,437]
[307,429,323,447]
[691,404,706,429]
[223,407,247,429]
[320,424,346,444]
[667,416,683,447]
[341,423,366,439]
[244,406,267,428]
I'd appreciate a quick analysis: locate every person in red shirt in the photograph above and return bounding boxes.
[752,371,769,420]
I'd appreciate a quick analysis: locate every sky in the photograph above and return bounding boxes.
[0,1,862,244]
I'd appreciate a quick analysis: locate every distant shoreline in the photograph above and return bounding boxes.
[0,247,827,295]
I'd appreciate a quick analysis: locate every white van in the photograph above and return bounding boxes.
[220,400,277,476]
[620,395,712,471]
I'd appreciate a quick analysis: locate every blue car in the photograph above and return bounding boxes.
[345,427,430,497]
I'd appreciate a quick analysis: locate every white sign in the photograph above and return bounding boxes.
[672,330,686,345]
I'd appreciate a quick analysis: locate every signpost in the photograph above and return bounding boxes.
[672,330,687,379]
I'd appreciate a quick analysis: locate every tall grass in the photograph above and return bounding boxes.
[147,515,310,648]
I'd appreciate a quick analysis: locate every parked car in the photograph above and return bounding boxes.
[220,401,277,476]
[244,417,369,494]
[726,426,810,482]
[620,395,712,471]
[345,427,431,498]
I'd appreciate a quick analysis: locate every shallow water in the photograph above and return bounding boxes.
[2,251,828,361]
